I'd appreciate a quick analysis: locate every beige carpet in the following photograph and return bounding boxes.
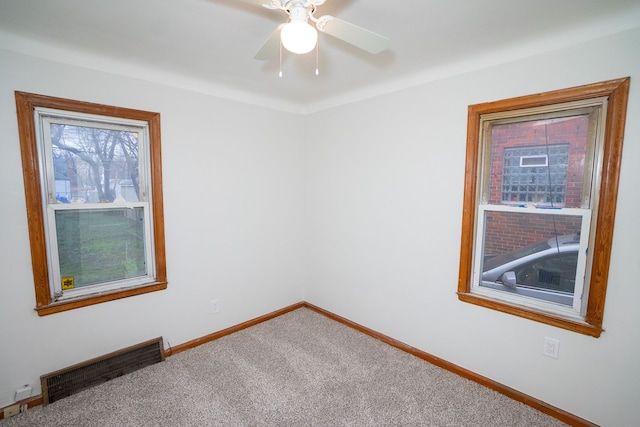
[0,308,567,426]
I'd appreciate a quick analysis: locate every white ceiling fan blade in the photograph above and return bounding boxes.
[254,24,283,60]
[262,0,283,10]
[316,15,389,54]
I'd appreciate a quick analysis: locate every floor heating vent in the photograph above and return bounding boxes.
[41,337,164,405]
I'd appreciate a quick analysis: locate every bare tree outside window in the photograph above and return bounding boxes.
[50,124,140,203]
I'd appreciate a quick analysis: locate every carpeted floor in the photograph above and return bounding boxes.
[1,308,567,426]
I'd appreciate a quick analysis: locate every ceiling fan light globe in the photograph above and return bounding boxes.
[281,21,318,54]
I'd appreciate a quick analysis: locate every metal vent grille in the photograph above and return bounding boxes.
[41,337,164,405]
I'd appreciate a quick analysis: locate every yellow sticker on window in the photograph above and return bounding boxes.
[61,276,75,290]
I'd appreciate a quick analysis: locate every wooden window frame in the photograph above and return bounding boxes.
[457,78,630,337]
[15,92,167,316]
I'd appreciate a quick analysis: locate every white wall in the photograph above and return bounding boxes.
[304,28,640,426]
[0,50,306,406]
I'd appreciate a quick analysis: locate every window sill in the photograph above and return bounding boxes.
[457,292,603,337]
[35,281,168,316]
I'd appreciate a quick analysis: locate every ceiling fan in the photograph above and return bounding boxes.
[254,0,389,60]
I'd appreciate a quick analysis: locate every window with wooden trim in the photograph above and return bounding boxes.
[16,92,167,316]
[457,78,630,337]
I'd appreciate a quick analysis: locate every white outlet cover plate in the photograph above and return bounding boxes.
[210,299,220,314]
[543,337,560,359]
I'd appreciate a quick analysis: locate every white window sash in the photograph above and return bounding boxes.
[471,204,591,319]
[46,203,157,300]
[34,108,156,301]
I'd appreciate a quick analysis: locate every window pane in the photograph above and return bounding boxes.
[502,144,568,205]
[480,210,583,306]
[50,124,140,203]
[488,115,589,208]
[55,208,147,288]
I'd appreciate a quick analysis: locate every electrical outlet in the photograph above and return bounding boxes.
[543,337,560,359]
[210,299,220,314]
[3,404,20,419]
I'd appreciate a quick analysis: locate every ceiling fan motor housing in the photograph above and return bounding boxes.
[288,3,311,23]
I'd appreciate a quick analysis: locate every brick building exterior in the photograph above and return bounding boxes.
[483,115,589,255]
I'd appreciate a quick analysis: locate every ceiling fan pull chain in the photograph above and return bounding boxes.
[315,37,319,75]
[279,38,283,78]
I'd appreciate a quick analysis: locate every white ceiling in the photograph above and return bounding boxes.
[1,0,640,113]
